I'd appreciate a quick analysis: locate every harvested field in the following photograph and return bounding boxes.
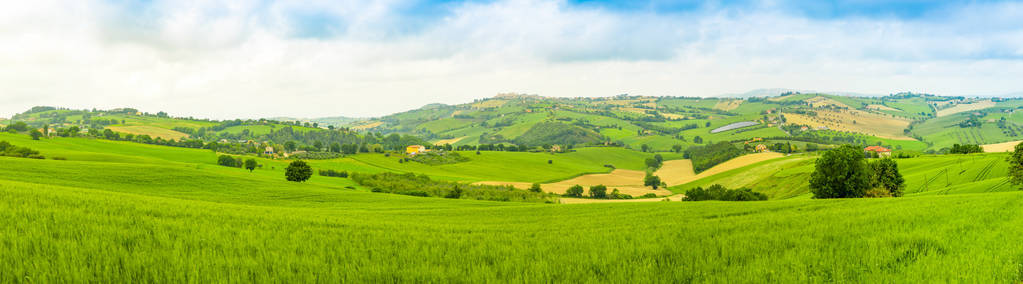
[105,126,188,140]
[981,140,1022,152]
[477,169,673,197]
[655,159,696,186]
[670,152,785,185]
[806,96,851,108]
[351,121,383,131]
[434,136,467,145]
[472,100,507,109]
[713,100,743,111]
[866,104,899,111]
[660,113,686,120]
[783,109,913,140]
[936,100,996,117]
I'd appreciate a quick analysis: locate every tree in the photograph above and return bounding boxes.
[641,144,650,152]
[588,185,608,199]
[809,145,871,198]
[286,160,313,182]
[29,130,42,140]
[244,158,258,172]
[672,144,683,153]
[1008,142,1023,189]
[869,158,904,197]
[528,183,543,193]
[644,173,662,189]
[564,185,584,197]
[284,141,297,152]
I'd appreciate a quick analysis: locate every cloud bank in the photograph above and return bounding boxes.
[1,0,1021,119]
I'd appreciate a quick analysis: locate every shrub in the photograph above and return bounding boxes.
[319,169,349,178]
[684,184,767,201]
[0,141,43,159]
[589,185,608,199]
[528,183,543,193]
[217,155,241,168]
[564,185,584,197]
[640,193,658,198]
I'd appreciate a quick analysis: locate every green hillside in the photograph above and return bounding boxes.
[5,96,1023,281]
[3,151,1023,281]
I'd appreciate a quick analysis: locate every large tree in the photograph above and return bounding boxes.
[869,158,905,197]
[644,173,662,189]
[1008,142,1023,189]
[244,158,258,172]
[286,160,313,182]
[809,145,871,198]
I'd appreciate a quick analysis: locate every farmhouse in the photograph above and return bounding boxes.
[264,147,275,155]
[864,146,891,158]
[406,145,426,155]
[755,144,768,152]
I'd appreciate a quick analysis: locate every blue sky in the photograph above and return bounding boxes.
[0,0,1021,119]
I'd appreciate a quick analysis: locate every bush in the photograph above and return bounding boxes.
[640,193,658,198]
[949,144,983,154]
[608,189,632,199]
[564,185,584,197]
[285,160,313,182]
[217,155,241,168]
[528,183,543,193]
[684,184,767,201]
[589,185,608,199]
[319,169,349,178]
[0,141,43,159]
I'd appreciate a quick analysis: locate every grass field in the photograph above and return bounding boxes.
[106,125,190,140]
[4,126,1023,281]
[4,166,1023,282]
[672,152,1020,199]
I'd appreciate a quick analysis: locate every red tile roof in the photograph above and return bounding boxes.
[864,146,891,152]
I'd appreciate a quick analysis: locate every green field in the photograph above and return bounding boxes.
[671,152,1019,200]
[6,93,1023,281]
[4,155,1023,281]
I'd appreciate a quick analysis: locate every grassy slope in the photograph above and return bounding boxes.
[347,147,680,183]
[672,152,1019,199]
[3,174,1023,282]
[3,130,1023,281]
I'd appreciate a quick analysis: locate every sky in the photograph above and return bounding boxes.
[1,0,1022,119]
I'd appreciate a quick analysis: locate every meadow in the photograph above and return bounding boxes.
[4,164,1023,282]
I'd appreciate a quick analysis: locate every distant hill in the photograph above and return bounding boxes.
[10,90,1023,153]
[265,116,362,127]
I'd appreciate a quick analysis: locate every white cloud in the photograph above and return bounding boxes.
[1,0,1021,119]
